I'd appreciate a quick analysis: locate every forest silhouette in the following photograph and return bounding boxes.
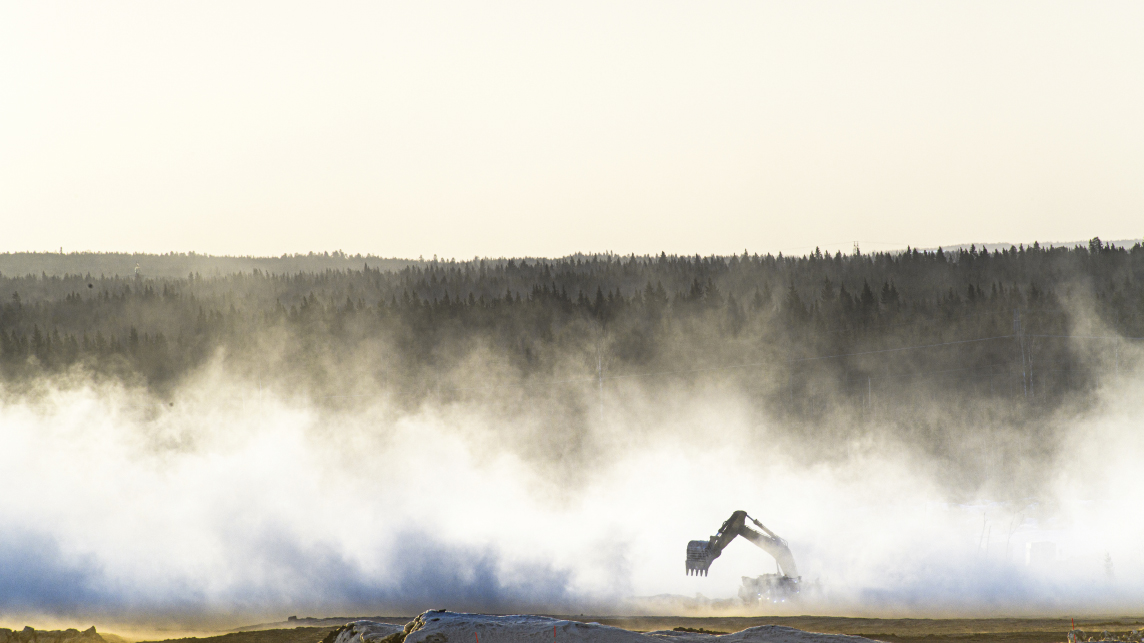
[1,239,1140,426]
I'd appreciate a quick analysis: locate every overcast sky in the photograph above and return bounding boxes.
[1,1,1141,259]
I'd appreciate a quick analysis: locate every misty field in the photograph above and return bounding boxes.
[5,0,1144,632]
[1,245,1142,624]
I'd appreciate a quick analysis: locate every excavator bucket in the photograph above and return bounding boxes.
[686,540,713,576]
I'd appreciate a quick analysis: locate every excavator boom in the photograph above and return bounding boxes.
[685,510,799,580]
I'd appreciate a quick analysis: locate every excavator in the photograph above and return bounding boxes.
[685,510,800,604]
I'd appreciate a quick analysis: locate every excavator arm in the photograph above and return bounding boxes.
[685,510,799,578]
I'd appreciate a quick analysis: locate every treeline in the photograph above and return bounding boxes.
[1,239,1142,416]
[0,249,421,280]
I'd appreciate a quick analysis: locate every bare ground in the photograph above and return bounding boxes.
[127,616,1144,643]
[577,616,1144,643]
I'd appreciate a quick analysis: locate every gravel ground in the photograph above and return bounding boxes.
[128,616,1144,643]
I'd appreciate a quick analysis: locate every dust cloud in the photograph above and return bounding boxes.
[0,338,1142,627]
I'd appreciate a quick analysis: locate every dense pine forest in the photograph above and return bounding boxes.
[1,240,1142,423]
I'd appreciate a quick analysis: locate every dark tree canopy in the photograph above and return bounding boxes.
[1,240,1141,423]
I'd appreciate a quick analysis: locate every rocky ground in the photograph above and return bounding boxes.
[318,611,880,643]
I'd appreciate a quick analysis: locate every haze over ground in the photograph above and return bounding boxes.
[2,244,1144,627]
[2,0,1144,632]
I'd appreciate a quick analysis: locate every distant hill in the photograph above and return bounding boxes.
[916,238,1142,254]
[5,241,1141,278]
[0,252,423,279]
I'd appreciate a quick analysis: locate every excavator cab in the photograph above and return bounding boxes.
[685,510,801,604]
[738,573,800,604]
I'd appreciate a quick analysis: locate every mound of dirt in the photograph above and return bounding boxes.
[331,611,881,643]
[323,621,406,643]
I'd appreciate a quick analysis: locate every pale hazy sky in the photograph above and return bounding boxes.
[2,1,1141,259]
